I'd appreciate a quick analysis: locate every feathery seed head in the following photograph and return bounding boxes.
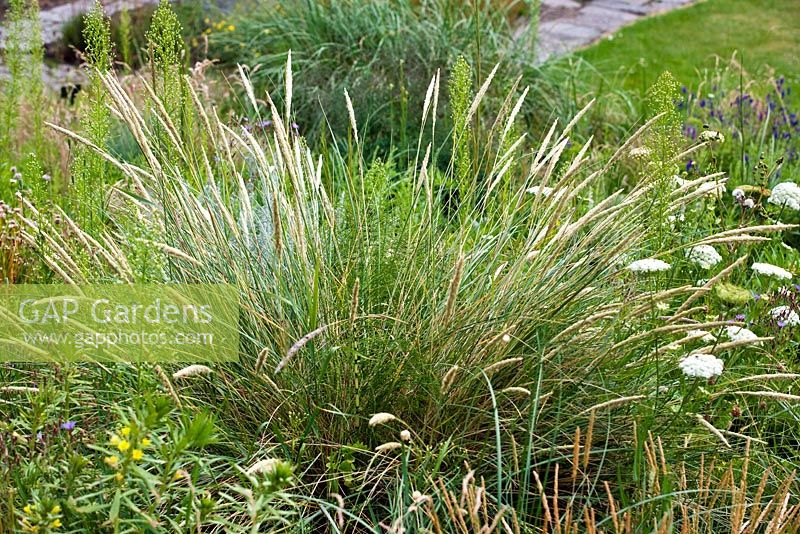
[369,412,397,427]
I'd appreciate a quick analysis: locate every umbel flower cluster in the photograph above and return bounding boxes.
[627,258,671,273]
[679,353,724,379]
[751,262,793,280]
[726,325,759,343]
[686,245,722,269]
[767,182,800,211]
[627,243,725,274]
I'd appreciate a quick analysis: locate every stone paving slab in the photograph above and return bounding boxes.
[541,0,582,8]
[574,5,639,30]
[536,0,694,63]
[590,1,652,16]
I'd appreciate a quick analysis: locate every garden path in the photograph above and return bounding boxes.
[536,0,694,63]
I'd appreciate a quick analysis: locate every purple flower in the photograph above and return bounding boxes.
[37,431,43,443]
[735,314,746,321]
[61,421,76,431]
[754,293,761,301]
[778,320,787,328]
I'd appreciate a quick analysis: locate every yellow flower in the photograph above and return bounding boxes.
[131,449,143,461]
[23,504,32,514]
[50,505,61,514]
[115,472,124,482]
[104,455,119,467]
[227,25,235,31]
[117,440,130,452]
[141,438,151,447]
[50,519,62,528]
[120,426,131,437]
[109,435,120,446]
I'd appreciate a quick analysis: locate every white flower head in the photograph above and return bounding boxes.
[751,262,793,280]
[686,329,717,343]
[627,258,671,273]
[699,130,725,143]
[679,353,724,379]
[629,147,651,157]
[726,325,759,343]
[686,245,722,269]
[768,182,800,211]
[732,188,745,200]
[743,198,755,209]
[770,305,800,326]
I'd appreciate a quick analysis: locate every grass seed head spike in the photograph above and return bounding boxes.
[172,365,213,380]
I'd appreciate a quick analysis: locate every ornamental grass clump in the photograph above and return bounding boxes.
[21,58,800,529]
[207,0,559,157]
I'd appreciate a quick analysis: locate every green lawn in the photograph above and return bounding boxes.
[576,0,800,91]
